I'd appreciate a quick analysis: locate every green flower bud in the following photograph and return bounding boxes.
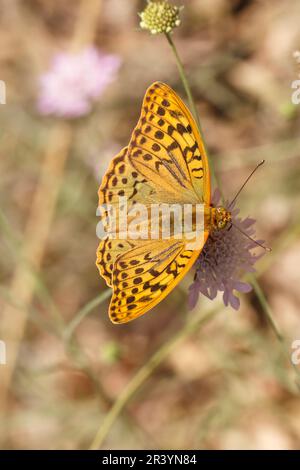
[139,1,182,35]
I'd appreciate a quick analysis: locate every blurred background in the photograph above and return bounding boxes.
[0,0,300,450]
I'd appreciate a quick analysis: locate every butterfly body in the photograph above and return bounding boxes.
[96,82,230,323]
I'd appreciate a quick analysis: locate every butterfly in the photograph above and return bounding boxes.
[96,82,231,323]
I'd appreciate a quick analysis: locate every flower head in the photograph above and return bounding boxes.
[189,189,265,311]
[37,46,121,118]
[139,1,182,35]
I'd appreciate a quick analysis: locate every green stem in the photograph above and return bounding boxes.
[165,32,219,191]
[251,277,283,342]
[251,275,300,391]
[165,32,200,129]
[89,304,221,449]
[64,289,111,341]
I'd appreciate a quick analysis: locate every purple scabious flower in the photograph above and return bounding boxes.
[189,189,265,311]
[37,46,121,118]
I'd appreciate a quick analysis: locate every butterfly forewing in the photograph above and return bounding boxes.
[128,82,210,203]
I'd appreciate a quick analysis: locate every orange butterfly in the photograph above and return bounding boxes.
[96,82,231,323]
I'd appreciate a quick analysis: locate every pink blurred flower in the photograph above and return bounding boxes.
[37,46,121,118]
[189,189,265,311]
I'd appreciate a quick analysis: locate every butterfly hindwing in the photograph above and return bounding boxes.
[96,237,135,287]
[109,239,202,323]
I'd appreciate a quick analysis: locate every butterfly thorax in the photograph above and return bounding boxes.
[209,206,231,231]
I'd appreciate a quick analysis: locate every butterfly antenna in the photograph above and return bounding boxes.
[230,222,272,252]
[228,160,265,209]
